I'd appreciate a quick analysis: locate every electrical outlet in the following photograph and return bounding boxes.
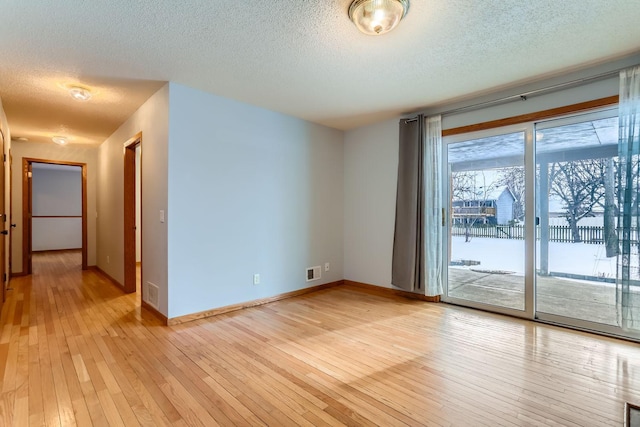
[253,274,260,285]
[325,262,330,272]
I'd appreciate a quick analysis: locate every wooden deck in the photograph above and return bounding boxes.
[0,251,639,426]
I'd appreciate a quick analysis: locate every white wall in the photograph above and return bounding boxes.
[32,167,82,215]
[32,167,82,250]
[97,84,169,314]
[343,60,630,289]
[32,218,82,251]
[11,141,98,273]
[167,83,344,319]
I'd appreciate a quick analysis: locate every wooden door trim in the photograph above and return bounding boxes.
[0,128,5,309]
[21,160,30,274]
[22,158,88,273]
[8,149,12,286]
[442,95,619,137]
[123,132,142,294]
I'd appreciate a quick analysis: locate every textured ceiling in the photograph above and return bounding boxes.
[1,0,640,146]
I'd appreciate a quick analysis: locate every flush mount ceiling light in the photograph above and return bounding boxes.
[348,0,409,35]
[68,86,92,101]
[52,136,69,145]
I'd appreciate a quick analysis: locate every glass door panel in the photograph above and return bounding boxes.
[535,113,620,326]
[446,131,526,312]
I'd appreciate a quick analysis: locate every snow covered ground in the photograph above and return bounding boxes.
[450,236,618,278]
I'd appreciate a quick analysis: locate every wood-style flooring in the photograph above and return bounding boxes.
[0,250,639,426]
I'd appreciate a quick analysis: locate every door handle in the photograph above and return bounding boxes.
[10,224,16,228]
[0,230,7,235]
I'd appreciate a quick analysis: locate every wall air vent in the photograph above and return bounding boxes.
[306,266,321,282]
[146,282,159,308]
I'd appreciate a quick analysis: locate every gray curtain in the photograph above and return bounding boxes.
[392,116,425,292]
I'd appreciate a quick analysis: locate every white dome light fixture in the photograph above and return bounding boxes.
[68,86,92,101]
[348,0,409,36]
[52,136,69,145]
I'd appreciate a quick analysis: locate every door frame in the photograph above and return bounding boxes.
[8,150,13,282]
[123,132,142,294]
[22,158,88,274]
[0,128,5,308]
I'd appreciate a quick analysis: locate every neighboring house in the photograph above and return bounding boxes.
[452,187,515,225]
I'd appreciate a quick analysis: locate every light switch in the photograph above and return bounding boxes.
[160,210,165,223]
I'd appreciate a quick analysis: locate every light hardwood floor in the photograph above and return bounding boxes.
[0,251,639,426]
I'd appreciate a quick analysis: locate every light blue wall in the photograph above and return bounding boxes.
[167,83,344,318]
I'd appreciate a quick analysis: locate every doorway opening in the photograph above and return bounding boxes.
[123,133,142,295]
[22,158,87,275]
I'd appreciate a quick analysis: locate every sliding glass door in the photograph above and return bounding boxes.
[443,109,640,340]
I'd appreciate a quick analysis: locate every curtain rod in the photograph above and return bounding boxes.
[403,68,623,123]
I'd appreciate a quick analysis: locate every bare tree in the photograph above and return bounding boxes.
[450,171,477,202]
[548,159,606,243]
[603,158,618,257]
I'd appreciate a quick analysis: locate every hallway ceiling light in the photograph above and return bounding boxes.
[68,86,92,101]
[52,136,68,145]
[348,0,410,35]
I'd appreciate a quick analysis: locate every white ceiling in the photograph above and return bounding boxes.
[1,0,640,146]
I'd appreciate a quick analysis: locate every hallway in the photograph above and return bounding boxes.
[0,252,639,426]
[0,251,163,425]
